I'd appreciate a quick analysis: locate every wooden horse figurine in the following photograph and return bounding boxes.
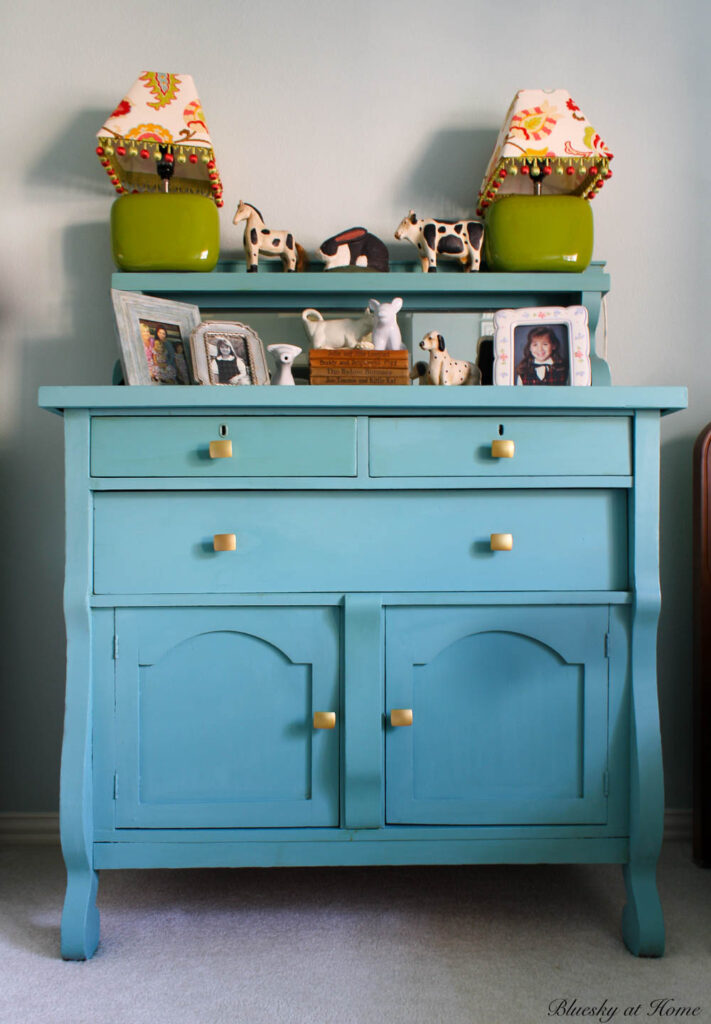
[232,201,308,272]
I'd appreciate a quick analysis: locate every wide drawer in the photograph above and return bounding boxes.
[369,416,632,477]
[91,416,358,477]
[94,489,628,593]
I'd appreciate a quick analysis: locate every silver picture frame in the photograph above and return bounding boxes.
[190,321,270,386]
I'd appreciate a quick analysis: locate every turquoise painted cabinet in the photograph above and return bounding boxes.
[39,265,685,960]
[39,384,686,961]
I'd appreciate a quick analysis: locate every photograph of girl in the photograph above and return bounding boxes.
[514,324,570,386]
[208,335,251,385]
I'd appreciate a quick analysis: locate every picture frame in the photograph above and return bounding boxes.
[492,306,591,387]
[111,289,200,386]
[190,321,270,386]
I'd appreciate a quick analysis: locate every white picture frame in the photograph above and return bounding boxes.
[190,321,270,386]
[111,289,200,386]
[493,306,591,387]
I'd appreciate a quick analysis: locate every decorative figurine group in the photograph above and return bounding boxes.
[231,201,483,386]
[232,202,484,274]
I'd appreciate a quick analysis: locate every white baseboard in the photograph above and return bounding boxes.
[0,809,695,846]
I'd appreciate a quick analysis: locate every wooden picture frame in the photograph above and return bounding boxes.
[493,306,591,387]
[190,321,270,386]
[111,289,200,386]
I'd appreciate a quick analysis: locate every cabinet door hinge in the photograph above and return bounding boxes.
[113,635,119,660]
[603,771,609,797]
[113,772,119,799]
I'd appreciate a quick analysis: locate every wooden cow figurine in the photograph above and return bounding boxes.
[317,227,389,272]
[414,331,481,385]
[394,211,484,273]
[233,201,308,272]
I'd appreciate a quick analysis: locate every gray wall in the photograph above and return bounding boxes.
[1,0,707,812]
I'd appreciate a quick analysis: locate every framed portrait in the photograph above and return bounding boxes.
[492,306,591,387]
[111,289,199,385]
[190,321,270,386]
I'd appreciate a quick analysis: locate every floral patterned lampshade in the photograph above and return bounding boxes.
[96,72,223,207]
[477,90,613,216]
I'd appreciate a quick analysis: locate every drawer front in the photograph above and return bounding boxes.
[94,489,627,594]
[369,416,631,477]
[91,416,358,477]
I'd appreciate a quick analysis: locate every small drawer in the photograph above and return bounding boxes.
[369,416,632,478]
[91,416,357,477]
[94,489,627,594]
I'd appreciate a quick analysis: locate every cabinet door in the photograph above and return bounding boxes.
[385,606,610,826]
[114,606,340,828]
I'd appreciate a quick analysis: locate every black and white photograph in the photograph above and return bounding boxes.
[190,321,270,386]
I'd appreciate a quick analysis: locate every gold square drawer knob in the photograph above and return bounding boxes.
[491,439,515,459]
[209,440,233,459]
[213,533,237,552]
[390,708,413,727]
[313,711,336,729]
[490,533,513,552]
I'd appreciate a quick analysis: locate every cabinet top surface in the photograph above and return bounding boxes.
[39,385,687,417]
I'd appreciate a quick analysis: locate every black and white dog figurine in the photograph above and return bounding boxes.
[411,331,481,385]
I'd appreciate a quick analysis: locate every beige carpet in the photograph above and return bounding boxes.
[0,842,709,1024]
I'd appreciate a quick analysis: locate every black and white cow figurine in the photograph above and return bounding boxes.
[394,211,484,273]
[317,227,389,273]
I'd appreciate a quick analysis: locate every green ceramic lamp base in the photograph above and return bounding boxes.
[484,195,593,273]
[111,192,220,272]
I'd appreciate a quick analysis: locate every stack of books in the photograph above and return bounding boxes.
[309,349,410,386]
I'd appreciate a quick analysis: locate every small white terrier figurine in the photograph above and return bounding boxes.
[268,344,302,385]
[369,297,404,350]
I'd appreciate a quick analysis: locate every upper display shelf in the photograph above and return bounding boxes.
[111,260,610,313]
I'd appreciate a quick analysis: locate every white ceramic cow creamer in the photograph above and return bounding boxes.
[301,308,374,349]
[368,297,404,350]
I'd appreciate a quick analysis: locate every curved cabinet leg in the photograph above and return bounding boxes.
[61,866,100,960]
[622,860,664,957]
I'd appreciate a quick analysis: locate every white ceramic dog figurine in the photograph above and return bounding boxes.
[416,331,481,385]
[369,297,404,350]
[268,344,302,385]
[301,308,374,350]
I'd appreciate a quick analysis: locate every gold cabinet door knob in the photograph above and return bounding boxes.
[213,533,237,552]
[209,440,233,459]
[491,439,515,459]
[313,711,336,730]
[490,533,513,551]
[390,708,413,727]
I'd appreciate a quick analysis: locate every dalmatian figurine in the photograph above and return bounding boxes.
[412,331,481,385]
[368,297,404,350]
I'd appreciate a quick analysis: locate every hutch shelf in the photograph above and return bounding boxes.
[40,262,686,959]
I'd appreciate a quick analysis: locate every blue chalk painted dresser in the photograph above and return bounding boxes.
[39,262,686,959]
